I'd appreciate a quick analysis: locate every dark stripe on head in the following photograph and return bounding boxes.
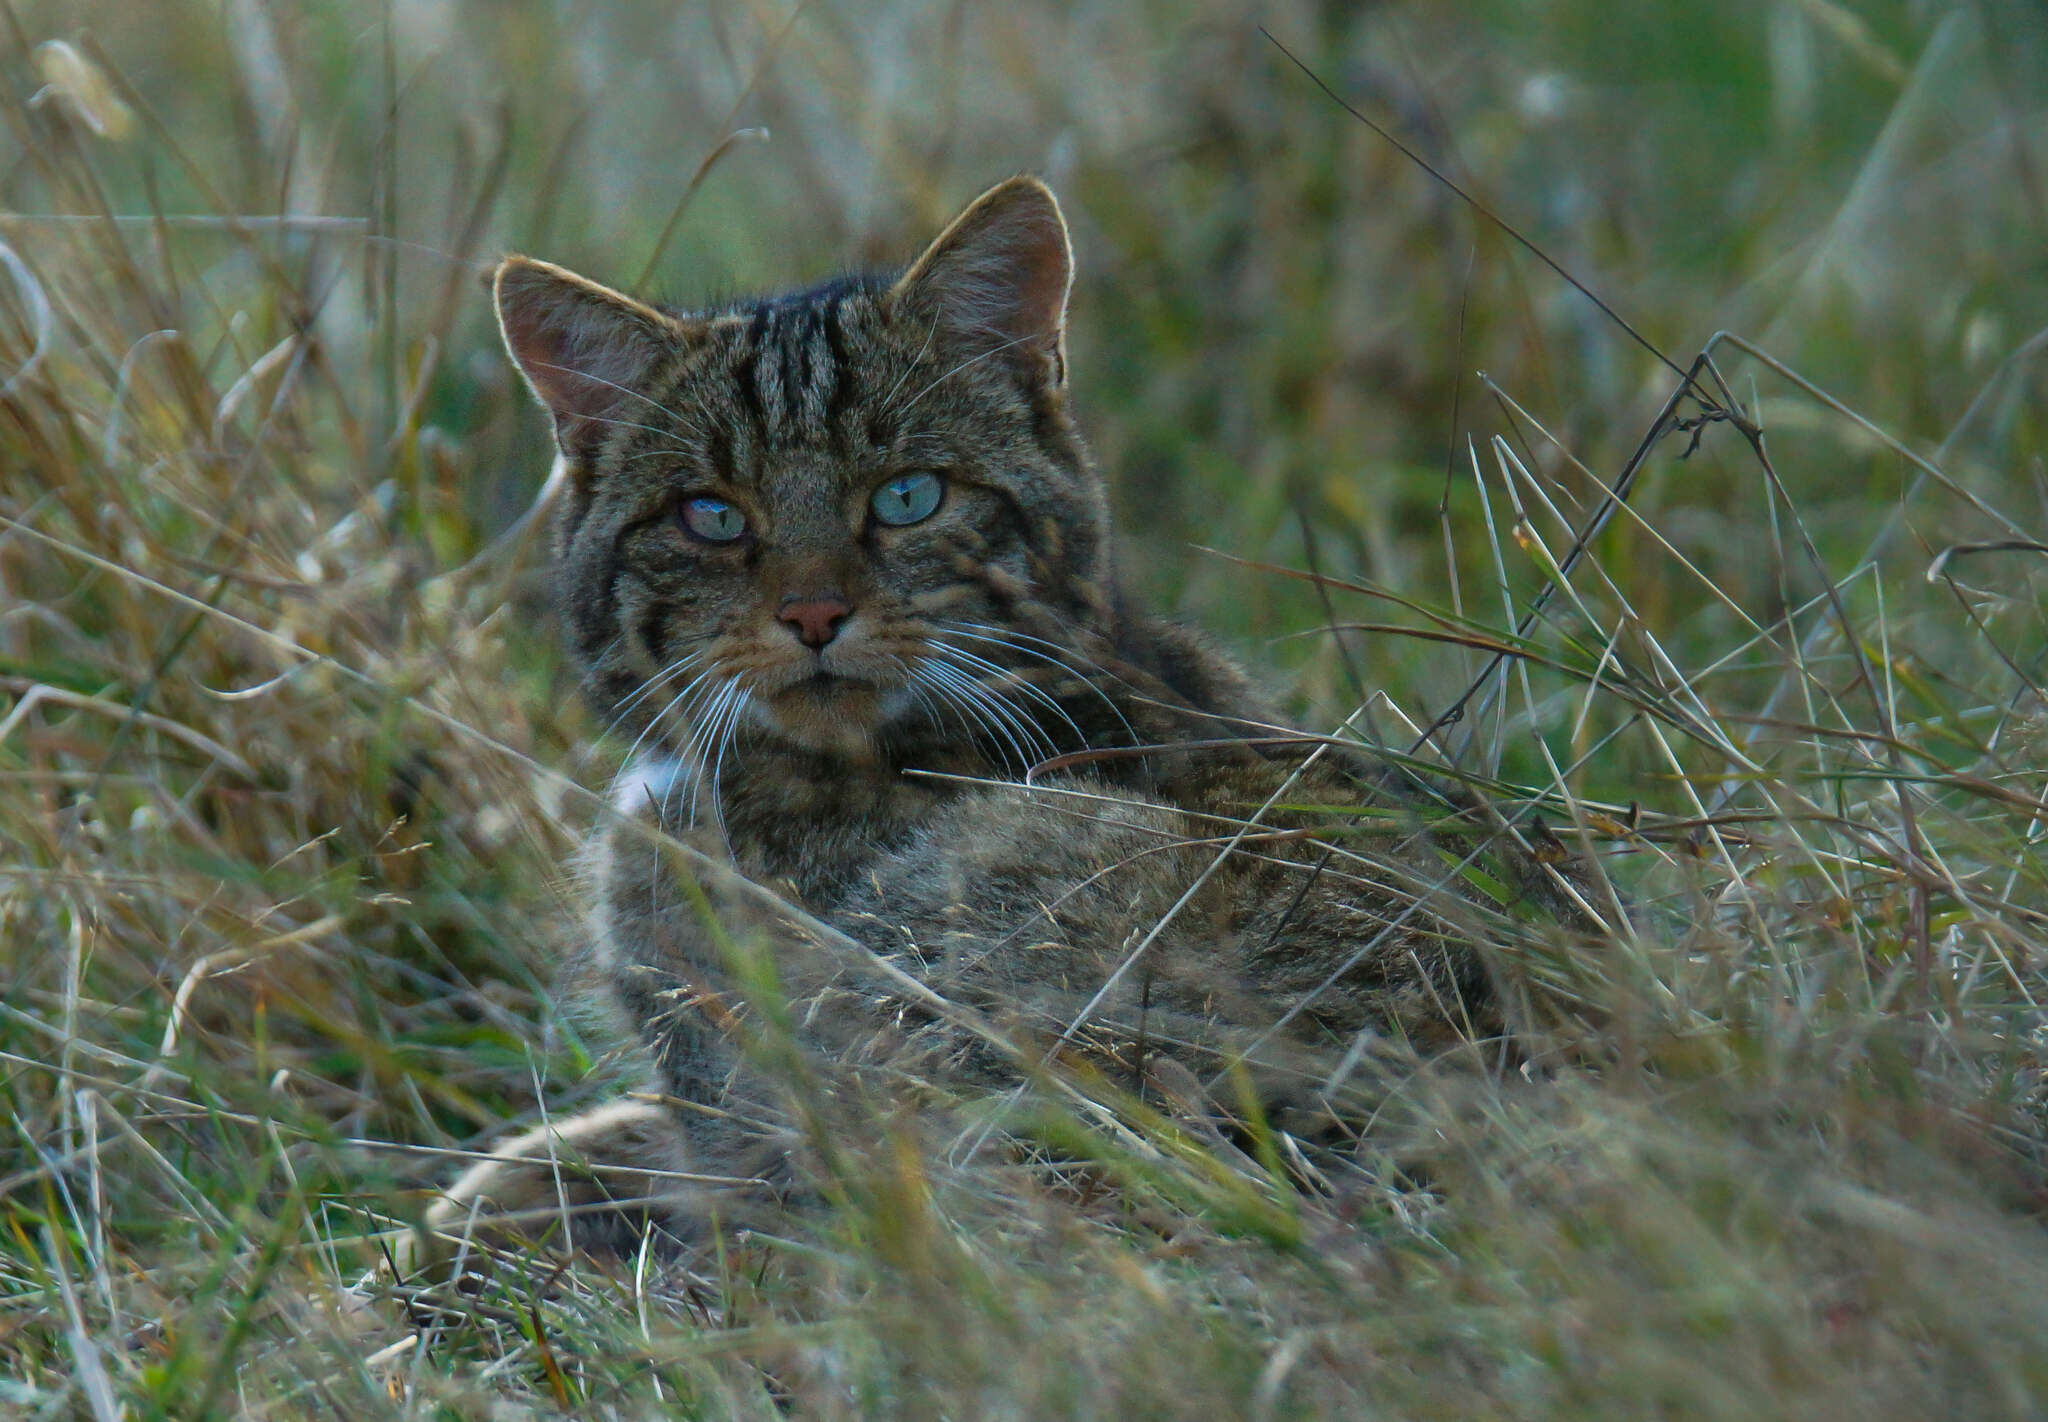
[777,318,803,433]
[821,292,852,435]
[570,561,626,667]
[753,324,787,445]
[733,349,768,440]
[636,599,672,668]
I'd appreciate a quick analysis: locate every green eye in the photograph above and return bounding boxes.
[870,471,944,526]
[680,497,746,543]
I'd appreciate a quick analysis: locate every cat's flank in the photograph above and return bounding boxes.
[427,177,1566,1256]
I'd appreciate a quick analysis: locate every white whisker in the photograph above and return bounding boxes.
[523,358,699,432]
[913,662,1009,770]
[622,661,721,776]
[616,447,711,465]
[878,319,942,415]
[894,333,1040,417]
[924,645,1063,762]
[882,653,954,739]
[944,662,1054,766]
[908,664,980,746]
[938,620,1138,746]
[707,686,752,840]
[609,661,718,815]
[927,637,1089,750]
[684,679,744,828]
[612,650,704,726]
[919,657,1051,773]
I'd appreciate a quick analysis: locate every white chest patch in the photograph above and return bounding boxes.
[611,755,692,820]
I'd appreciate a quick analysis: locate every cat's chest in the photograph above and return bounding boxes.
[629,749,957,904]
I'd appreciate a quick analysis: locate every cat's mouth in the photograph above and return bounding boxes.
[747,643,907,701]
[723,634,927,749]
[749,673,896,752]
[725,656,896,743]
[773,664,876,696]
[783,672,865,704]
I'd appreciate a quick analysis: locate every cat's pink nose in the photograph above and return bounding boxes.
[778,596,851,649]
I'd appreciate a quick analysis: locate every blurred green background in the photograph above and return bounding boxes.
[21,0,2046,725]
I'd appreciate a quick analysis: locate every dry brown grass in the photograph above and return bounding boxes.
[4,2,2048,1416]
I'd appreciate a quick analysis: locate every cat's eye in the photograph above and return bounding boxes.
[870,471,944,527]
[679,496,746,543]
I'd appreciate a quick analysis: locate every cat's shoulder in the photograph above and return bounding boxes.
[1113,600,1277,734]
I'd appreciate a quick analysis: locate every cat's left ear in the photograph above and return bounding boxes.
[891,176,1073,386]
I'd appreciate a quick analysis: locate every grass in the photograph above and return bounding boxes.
[3,0,2047,1415]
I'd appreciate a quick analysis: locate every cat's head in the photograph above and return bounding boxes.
[495,177,1112,759]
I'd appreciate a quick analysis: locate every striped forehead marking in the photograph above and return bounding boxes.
[731,286,857,449]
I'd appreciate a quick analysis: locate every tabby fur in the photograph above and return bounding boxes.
[426,178,1566,1256]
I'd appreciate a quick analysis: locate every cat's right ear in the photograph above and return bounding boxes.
[493,257,689,458]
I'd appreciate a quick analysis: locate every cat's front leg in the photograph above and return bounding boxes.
[416,1098,694,1261]
[413,1095,792,1266]
[413,757,811,1263]
[589,754,821,1106]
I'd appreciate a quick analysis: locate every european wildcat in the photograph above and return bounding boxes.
[428,178,1566,1255]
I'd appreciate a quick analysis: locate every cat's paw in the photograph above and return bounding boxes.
[413,1098,701,1267]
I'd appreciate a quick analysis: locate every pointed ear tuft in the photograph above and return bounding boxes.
[891,176,1074,385]
[493,257,685,456]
